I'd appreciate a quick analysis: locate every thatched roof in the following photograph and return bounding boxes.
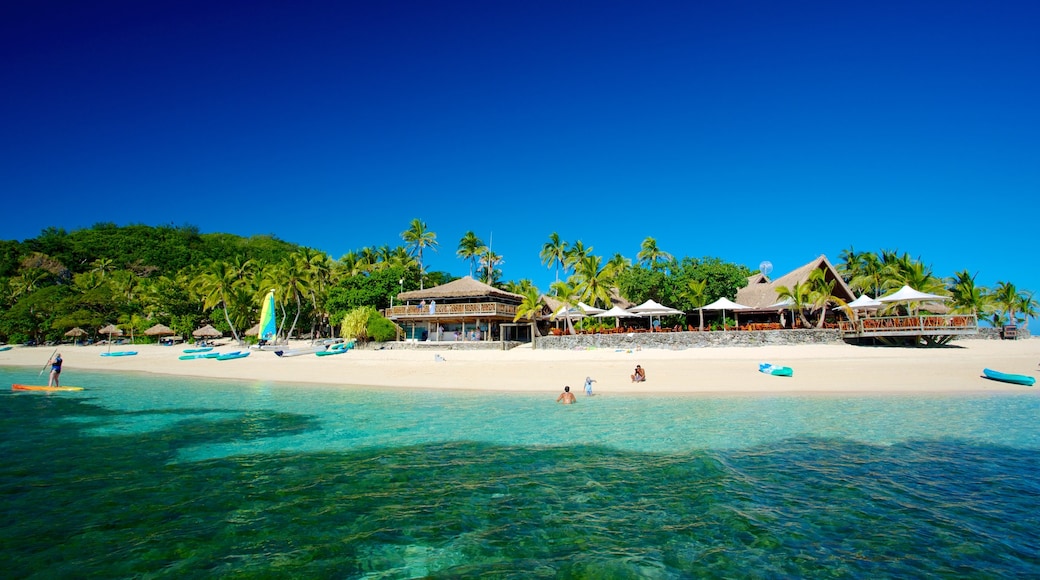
[64,327,87,337]
[192,324,222,338]
[98,324,123,335]
[144,323,175,336]
[397,276,524,302]
[735,255,856,309]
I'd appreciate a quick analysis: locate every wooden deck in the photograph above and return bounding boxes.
[838,314,978,345]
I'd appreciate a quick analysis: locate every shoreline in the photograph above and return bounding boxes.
[2,339,1037,395]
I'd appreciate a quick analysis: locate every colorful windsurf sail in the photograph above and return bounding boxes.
[259,289,277,342]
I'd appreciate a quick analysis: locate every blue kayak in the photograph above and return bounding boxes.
[183,347,213,354]
[982,368,1035,386]
[101,351,138,357]
[759,363,793,377]
[216,351,250,361]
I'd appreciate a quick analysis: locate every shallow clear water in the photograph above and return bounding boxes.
[3,367,1039,578]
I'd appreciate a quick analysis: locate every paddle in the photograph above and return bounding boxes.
[39,348,58,376]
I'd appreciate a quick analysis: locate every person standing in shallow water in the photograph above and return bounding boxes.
[584,376,596,396]
[556,386,576,404]
[48,353,62,387]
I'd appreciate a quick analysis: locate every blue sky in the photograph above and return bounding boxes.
[2,1,1037,312]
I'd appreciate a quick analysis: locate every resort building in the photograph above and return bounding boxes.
[384,276,527,343]
[735,255,856,327]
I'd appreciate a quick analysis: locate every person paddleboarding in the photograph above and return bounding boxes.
[47,352,63,387]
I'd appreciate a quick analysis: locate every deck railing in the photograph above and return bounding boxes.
[385,302,519,319]
[838,314,978,337]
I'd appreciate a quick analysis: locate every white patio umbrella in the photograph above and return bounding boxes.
[846,294,883,309]
[576,301,605,315]
[700,297,751,331]
[629,299,683,330]
[548,305,585,334]
[878,285,949,315]
[593,305,638,328]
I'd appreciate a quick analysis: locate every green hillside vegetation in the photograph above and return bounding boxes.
[0,224,1034,346]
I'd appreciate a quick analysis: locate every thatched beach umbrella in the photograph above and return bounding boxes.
[192,324,222,339]
[144,323,175,337]
[64,327,87,338]
[99,323,124,352]
[99,324,123,338]
[244,323,260,337]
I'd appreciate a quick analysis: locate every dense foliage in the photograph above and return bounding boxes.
[0,224,1034,345]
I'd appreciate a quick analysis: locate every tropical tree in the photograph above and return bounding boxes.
[457,231,486,278]
[478,248,504,285]
[806,269,842,328]
[564,240,593,273]
[540,232,569,287]
[847,251,885,298]
[991,281,1021,327]
[637,237,672,270]
[193,259,243,343]
[549,279,580,335]
[1016,292,1037,330]
[572,255,615,308]
[946,270,989,320]
[401,219,438,289]
[512,286,544,338]
[679,279,708,331]
[774,281,812,328]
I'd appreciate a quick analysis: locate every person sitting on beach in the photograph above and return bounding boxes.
[631,365,645,383]
[556,385,576,404]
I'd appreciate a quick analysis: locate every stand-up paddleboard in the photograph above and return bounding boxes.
[759,363,793,377]
[982,368,1035,386]
[12,384,84,391]
[100,351,138,357]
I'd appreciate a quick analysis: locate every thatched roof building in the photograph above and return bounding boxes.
[736,255,856,309]
[397,276,523,303]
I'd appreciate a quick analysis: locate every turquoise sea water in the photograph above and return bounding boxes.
[2,367,1039,578]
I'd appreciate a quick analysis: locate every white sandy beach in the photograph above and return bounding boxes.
[3,339,1038,395]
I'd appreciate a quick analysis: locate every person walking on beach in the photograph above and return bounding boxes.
[48,353,63,387]
[631,365,645,383]
[584,376,596,396]
[557,386,576,404]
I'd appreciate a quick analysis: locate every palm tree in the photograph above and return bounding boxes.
[271,253,313,340]
[637,237,672,270]
[90,257,115,277]
[807,269,840,328]
[848,252,884,298]
[549,279,580,335]
[401,218,438,289]
[991,281,1021,327]
[947,270,989,320]
[679,279,708,330]
[774,281,812,328]
[572,255,614,308]
[540,232,569,286]
[193,260,243,343]
[1016,292,1037,330]
[458,231,486,278]
[837,246,862,283]
[513,286,544,338]
[605,253,631,278]
[478,248,504,285]
[564,240,592,273]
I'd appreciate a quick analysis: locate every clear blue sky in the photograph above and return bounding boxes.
[2,1,1037,309]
